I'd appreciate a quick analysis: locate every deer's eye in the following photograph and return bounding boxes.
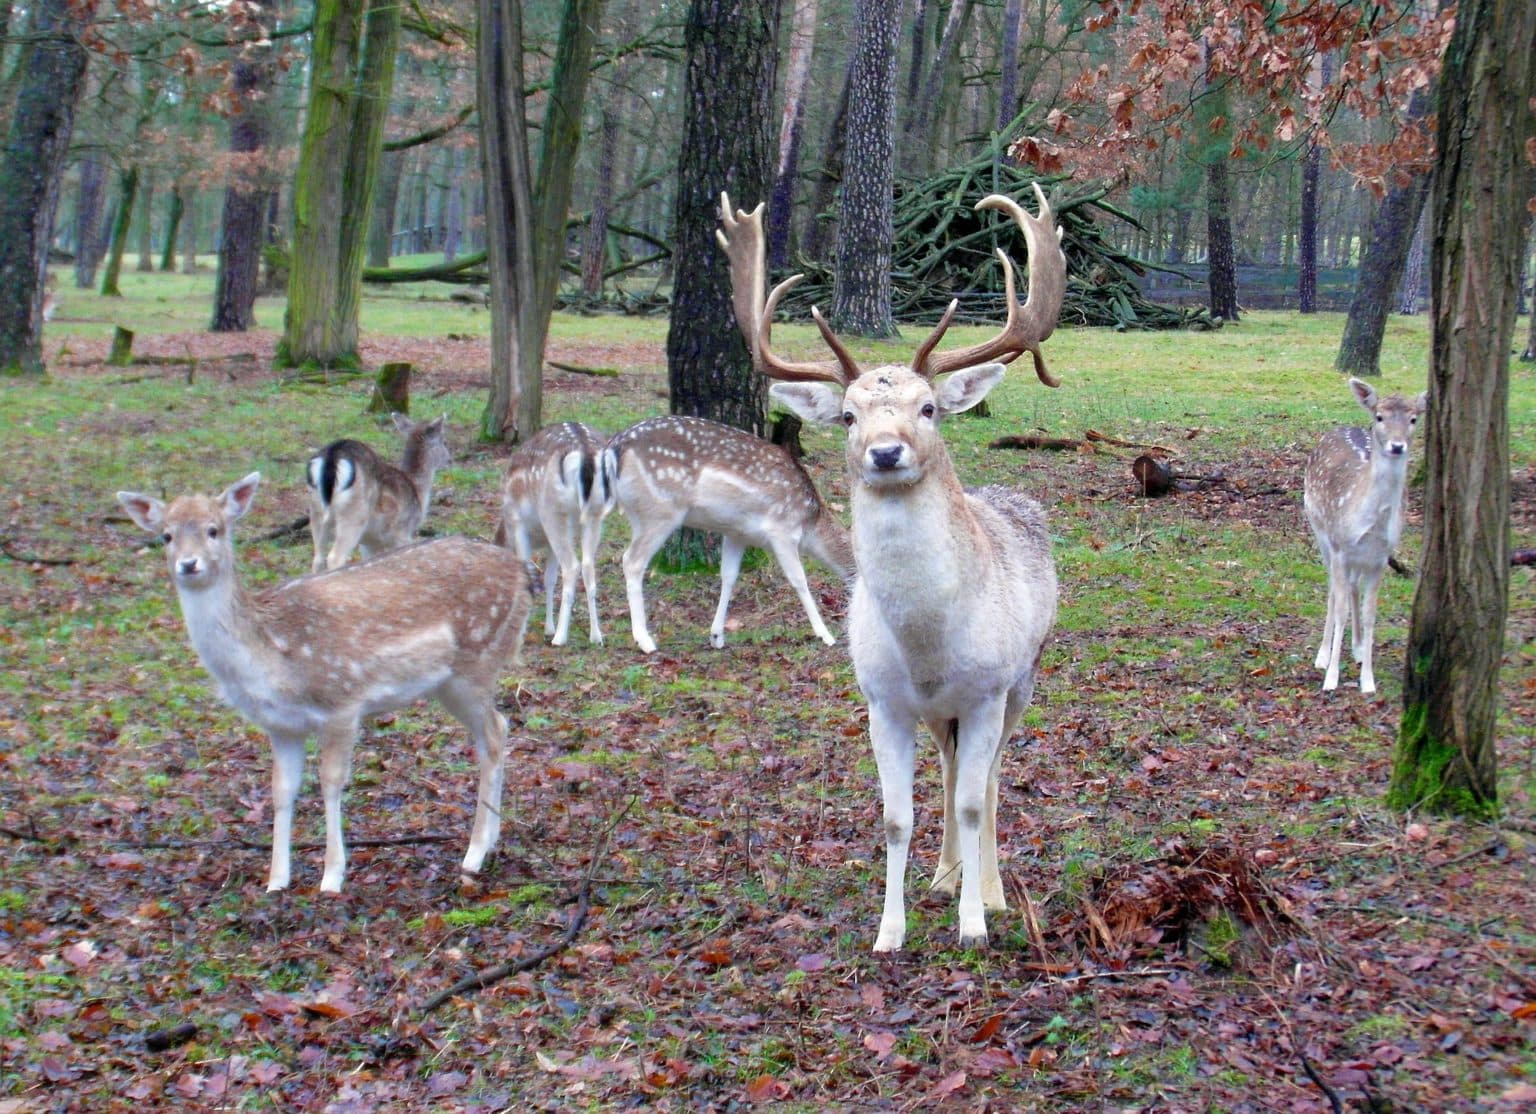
[842,411,855,427]
[921,402,936,419]
[207,526,220,539]
[161,532,172,545]
[1376,415,1384,423]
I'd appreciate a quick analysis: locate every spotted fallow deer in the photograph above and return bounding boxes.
[495,421,613,646]
[601,415,854,653]
[306,413,450,573]
[1303,377,1426,694]
[117,474,534,893]
[717,184,1065,951]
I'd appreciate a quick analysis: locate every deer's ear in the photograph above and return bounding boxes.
[1414,391,1428,415]
[220,472,261,521]
[770,382,845,425]
[391,412,414,435]
[936,363,1005,415]
[117,491,166,533]
[1348,377,1377,414]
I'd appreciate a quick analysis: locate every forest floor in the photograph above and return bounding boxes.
[1,306,1534,1112]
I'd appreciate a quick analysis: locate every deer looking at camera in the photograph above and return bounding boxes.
[117,474,534,893]
[495,421,613,646]
[601,415,854,653]
[718,184,1065,951]
[307,413,450,573]
[1303,377,1426,694]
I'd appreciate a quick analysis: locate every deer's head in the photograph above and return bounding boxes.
[718,185,1066,491]
[118,473,260,590]
[1349,377,1426,461]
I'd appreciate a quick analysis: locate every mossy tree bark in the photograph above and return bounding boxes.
[99,165,139,297]
[280,0,399,369]
[667,0,780,432]
[1389,0,1535,818]
[0,0,92,376]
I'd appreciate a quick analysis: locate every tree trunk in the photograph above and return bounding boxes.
[442,145,463,262]
[997,0,1024,134]
[667,0,780,432]
[1298,140,1320,312]
[768,0,817,268]
[1389,0,1534,818]
[904,0,969,176]
[367,149,404,267]
[830,0,899,338]
[212,0,276,333]
[135,173,155,272]
[159,185,184,271]
[801,67,851,263]
[182,192,198,273]
[1399,206,1427,315]
[99,165,139,297]
[73,154,104,288]
[1336,88,1433,375]
[0,0,91,376]
[581,100,620,297]
[1205,157,1239,321]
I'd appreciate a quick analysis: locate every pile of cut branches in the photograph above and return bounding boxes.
[777,155,1213,331]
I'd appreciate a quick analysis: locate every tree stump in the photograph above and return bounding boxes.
[1132,454,1174,497]
[107,326,134,367]
[367,361,412,414]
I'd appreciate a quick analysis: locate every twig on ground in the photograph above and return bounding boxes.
[1266,991,1345,1114]
[418,795,635,1014]
[257,515,312,543]
[0,535,76,566]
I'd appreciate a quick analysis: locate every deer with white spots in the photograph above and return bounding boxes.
[600,415,854,653]
[717,185,1065,951]
[116,474,534,894]
[1303,377,1426,694]
[306,413,450,573]
[495,421,613,646]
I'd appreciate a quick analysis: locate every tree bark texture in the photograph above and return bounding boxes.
[666,0,780,433]
[0,0,91,375]
[367,149,404,267]
[831,0,900,338]
[1297,140,1320,313]
[476,0,538,441]
[768,0,817,268]
[136,174,155,271]
[1204,156,1239,321]
[72,153,104,288]
[582,101,620,296]
[1389,0,1535,818]
[213,0,278,333]
[1399,207,1427,316]
[801,67,850,263]
[160,186,184,272]
[997,0,1024,134]
[99,165,139,297]
[1337,88,1434,374]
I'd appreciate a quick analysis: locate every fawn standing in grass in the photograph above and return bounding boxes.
[307,413,450,573]
[118,473,534,893]
[495,421,613,646]
[1304,377,1426,694]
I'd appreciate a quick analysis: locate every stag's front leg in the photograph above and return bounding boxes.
[869,702,917,953]
[952,700,1008,948]
[441,678,507,876]
[266,733,306,891]
[317,716,359,893]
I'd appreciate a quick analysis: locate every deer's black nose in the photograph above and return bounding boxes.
[870,445,903,470]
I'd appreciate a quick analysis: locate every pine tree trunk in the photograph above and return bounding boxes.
[1297,141,1320,312]
[767,0,817,268]
[1205,157,1239,321]
[99,165,139,297]
[667,0,780,432]
[1389,0,1534,818]
[73,154,104,288]
[212,0,276,333]
[0,0,91,376]
[831,0,899,338]
[582,101,620,297]
[1399,207,1427,315]
[1335,168,1431,375]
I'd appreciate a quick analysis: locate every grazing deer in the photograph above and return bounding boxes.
[1303,377,1426,694]
[307,413,450,573]
[601,415,854,654]
[116,474,534,893]
[718,184,1065,951]
[495,421,613,646]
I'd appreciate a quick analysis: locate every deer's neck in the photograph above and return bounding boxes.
[174,573,306,732]
[400,446,440,509]
[851,463,978,615]
[1358,450,1409,538]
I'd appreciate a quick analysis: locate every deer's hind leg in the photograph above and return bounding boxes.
[439,677,508,877]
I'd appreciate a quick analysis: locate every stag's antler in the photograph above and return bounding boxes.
[918,183,1066,387]
[716,193,852,385]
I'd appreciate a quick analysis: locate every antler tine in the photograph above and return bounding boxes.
[756,275,852,385]
[912,299,960,379]
[923,181,1066,388]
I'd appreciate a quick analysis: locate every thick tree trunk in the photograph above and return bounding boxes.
[830,0,899,338]
[99,165,139,297]
[212,0,276,333]
[1205,157,1239,321]
[72,153,105,288]
[1389,0,1534,818]
[159,186,184,271]
[1399,207,1427,316]
[997,0,1024,134]
[0,0,91,376]
[667,0,780,432]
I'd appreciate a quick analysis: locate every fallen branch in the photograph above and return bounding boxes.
[0,535,75,566]
[1085,429,1176,454]
[547,359,619,378]
[989,434,1088,452]
[258,515,312,543]
[418,796,634,1014]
